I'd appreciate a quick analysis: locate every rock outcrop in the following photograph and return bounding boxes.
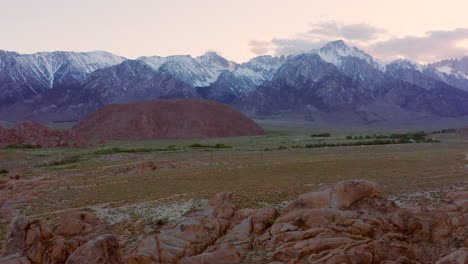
[1,180,467,264]
[0,121,87,148]
[65,235,123,264]
[71,99,266,140]
[0,211,106,264]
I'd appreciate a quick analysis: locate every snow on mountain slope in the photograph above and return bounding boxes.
[240,55,286,80]
[4,40,468,123]
[0,50,126,105]
[195,51,238,73]
[303,40,387,90]
[429,57,468,75]
[13,51,127,88]
[313,40,386,72]
[232,68,265,87]
[137,52,238,87]
[0,50,20,71]
[388,59,424,72]
[136,56,170,71]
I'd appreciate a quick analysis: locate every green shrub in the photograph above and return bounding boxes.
[156,218,168,226]
[93,146,176,155]
[310,133,331,137]
[214,143,232,149]
[0,169,9,174]
[4,144,41,149]
[189,143,206,148]
[304,137,433,149]
[189,143,232,149]
[47,155,84,166]
[431,128,456,134]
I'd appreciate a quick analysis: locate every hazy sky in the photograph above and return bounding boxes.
[2,0,468,63]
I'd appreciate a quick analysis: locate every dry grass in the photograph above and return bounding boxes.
[0,123,467,249]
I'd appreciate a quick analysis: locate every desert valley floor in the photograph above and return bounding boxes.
[0,120,467,263]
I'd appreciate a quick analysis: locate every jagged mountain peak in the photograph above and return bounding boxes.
[311,40,386,72]
[196,51,238,72]
[196,51,223,60]
[0,50,20,57]
[322,39,348,50]
[429,56,468,76]
[240,55,286,80]
[387,59,424,72]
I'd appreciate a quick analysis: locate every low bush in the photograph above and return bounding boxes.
[430,128,456,134]
[346,131,429,141]
[310,133,331,137]
[4,144,41,149]
[45,155,84,166]
[305,138,438,149]
[93,146,177,155]
[189,143,232,149]
[0,169,9,174]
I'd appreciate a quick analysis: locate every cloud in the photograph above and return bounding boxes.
[248,40,270,55]
[247,21,468,63]
[368,28,468,62]
[270,38,325,56]
[308,21,385,41]
[248,20,385,57]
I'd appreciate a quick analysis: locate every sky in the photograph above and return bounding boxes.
[1,0,468,63]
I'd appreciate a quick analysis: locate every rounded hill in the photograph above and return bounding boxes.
[72,99,265,140]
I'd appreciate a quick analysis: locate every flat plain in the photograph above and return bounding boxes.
[1,120,467,249]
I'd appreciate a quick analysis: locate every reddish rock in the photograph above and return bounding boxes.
[447,191,468,213]
[72,99,265,140]
[282,189,332,213]
[65,234,123,264]
[54,211,100,237]
[1,181,467,264]
[1,216,29,257]
[126,192,235,264]
[436,248,468,264]
[0,256,31,264]
[1,211,104,264]
[0,121,88,148]
[330,179,381,209]
[180,248,241,264]
[136,161,157,172]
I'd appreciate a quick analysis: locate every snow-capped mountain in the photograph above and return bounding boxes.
[387,59,424,72]
[2,40,468,124]
[382,57,468,92]
[235,41,468,122]
[198,55,286,103]
[195,51,238,74]
[239,55,286,80]
[426,57,468,92]
[137,52,238,87]
[385,59,449,91]
[429,57,468,76]
[0,50,126,105]
[313,40,386,72]
[0,59,199,122]
[306,40,387,90]
[236,52,374,117]
[81,59,199,102]
[198,68,264,103]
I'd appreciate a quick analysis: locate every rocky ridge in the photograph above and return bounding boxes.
[0,121,87,148]
[1,179,466,264]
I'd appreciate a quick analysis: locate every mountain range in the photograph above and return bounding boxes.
[1,40,468,124]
